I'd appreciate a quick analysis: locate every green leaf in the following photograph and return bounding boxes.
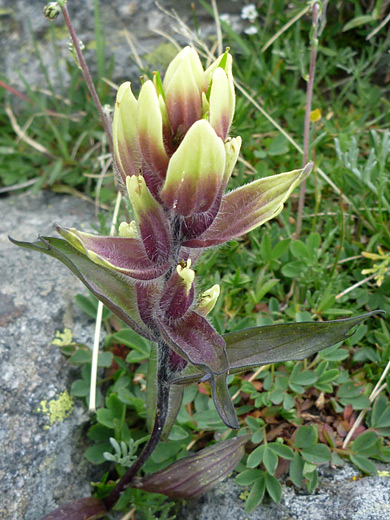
[343,14,374,32]
[295,425,318,448]
[85,442,112,464]
[350,454,377,474]
[290,240,310,260]
[371,395,390,429]
[96,408,115,429]
[301,444,331,464]
[289,453,304,487]
[135,435,250,499]
[290,370,318,386]
[269,443,294,460]
[69,349,92,365]
[352,431,378,453]
[263,446,278,474]
[70,379,90,397]
[245,476,265,513]
[235,469,263,486]
[98,352,113,367]
[247,445,265,468]
[265,473,282,502]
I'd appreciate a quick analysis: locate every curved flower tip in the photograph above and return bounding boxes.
[112,81,142,190]
[160,119,226,216]
[196,284,220,316]
[163,46,207,136]
[137,80,169,178]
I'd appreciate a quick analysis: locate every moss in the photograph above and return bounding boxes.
[38,390,75,429]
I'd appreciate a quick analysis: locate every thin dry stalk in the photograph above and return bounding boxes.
[296,2,320,238]
[367,11,390,39]
[335,274,376,300]
[5,103,55,158]
[89,191,122,412]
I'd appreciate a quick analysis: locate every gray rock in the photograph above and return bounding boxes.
[181,463,390,520]
[1,0,244,91]
[0,192,102,519]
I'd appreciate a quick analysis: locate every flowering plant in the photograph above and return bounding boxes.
[11,45,380,519]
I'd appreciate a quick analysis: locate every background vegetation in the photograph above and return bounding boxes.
[1,0,390,518]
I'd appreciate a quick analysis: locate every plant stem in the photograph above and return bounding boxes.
[103,342,171,511]
[60,3,114,154]
[296,2,320,238]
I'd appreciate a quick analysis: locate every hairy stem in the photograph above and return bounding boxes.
[60,3,114,154]
[296,2,320,238]
[103,342,170,510]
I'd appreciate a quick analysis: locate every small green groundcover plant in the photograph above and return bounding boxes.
[9,2,385,519]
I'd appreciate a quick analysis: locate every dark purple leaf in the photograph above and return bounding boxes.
[40,497,106,520]
[133,435,250,499]
[10,236,154,340]
[157,311,228,375]
[183,164,312,248]
[56,225,170,281]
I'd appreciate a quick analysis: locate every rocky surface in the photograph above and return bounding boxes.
[1,0,245,91]
[0,192,101,519]
[182,463,390,520]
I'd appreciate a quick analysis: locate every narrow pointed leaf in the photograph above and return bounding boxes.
[157,311,229,376]
[183,163,312,248]
[40,497,107,520]
[10,236,153,340]
[224,311,384,372]
[133,435,250,499]
[210,372,239,429]
[168,312,384,384]
[162,384,185,440]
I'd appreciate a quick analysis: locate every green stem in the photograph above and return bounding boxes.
[296,2,320,238]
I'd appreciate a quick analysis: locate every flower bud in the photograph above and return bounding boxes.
[163,47,207,137]
[196,284,220,316]
[159,260,195,320]
[160,120,225,217]
[43,2,61,21]
[137,80,169,179]
[113,82,142,190]
[205,50,235,132]
[208,67,230,140]
[126,175,171,262]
